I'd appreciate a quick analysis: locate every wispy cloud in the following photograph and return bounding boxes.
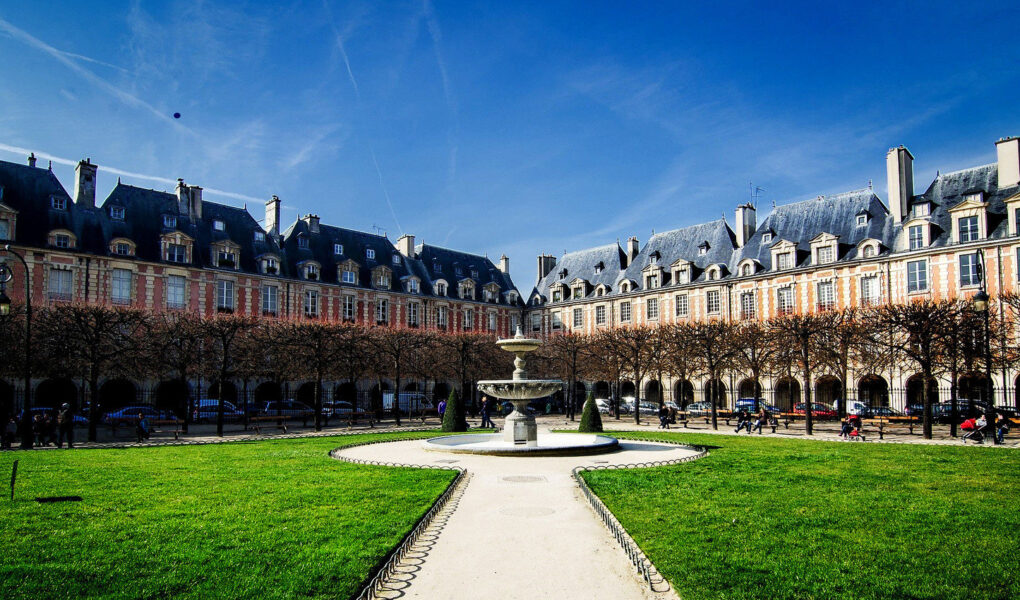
[322,0,361,100]
[0,142,261,204]
[422,0,459,185]
[0,17,193,135]
[283,123,345,170]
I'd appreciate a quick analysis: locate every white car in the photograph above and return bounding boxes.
[595,398,612,414]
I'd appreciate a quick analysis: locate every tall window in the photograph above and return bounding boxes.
[960,253,981,287]
[407,279,420,294]
[48,269,72,300]
[958,216,979,242]
[464,309,474,330]
[437,305,449,328]
[861,276,879,306]
[706,290,720,314]
[436,282,447,296]
[343,295,356,320]
[676,268,689,284]
[342,269,357,284]
[908,226,924,250]
[166,275,186,309]
[777,253,792,270]
[511,314,519,332]
[488,312,497,331]
[531,312,541,332]
[0,219,9,240]
[907,260,928,293]
[620,302,632,322]
[740,292,755,319]
[167,243,187,263]
[646,274,658,289]
[111,268,132,304]
[646,298,659,320]
[675,294,689,317]
[573,307,584,327]
[366,248,376,260]
[334,243,343,255]
[1015,208,1020,236]
[777,286,794,315]
[816,246,834,264]
[595,305,606,325]
[262,285,278,315]
[163,215,176,228]
[408,302,420,327]
[376,299,388,324]
[552,289,562,302]
[817,280,835,311]
[551,312,562,330]
[216,280,234,312]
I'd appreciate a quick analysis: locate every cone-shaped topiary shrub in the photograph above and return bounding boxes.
[578,391,603,433]
[442,389,467,432]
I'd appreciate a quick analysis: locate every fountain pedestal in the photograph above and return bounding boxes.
[504,401,538,446]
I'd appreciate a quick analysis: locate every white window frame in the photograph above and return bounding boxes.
[342,269,357,284]
[262,285,279,315]
[573,307,584,327]
[817,280,835,311]
[861,276,880,306]
[907,260,928,293]
[908,225,924,250]
[166,275,186,309]
[334,243,343,255]
[675,294,689,317]
[409,302,420,327]
[960,253,981,287]
[777,286,794,315]
[816,246,834,265]
[706,290,720,314]
[464,309,474,330]
[376,298,389,324]
[740,291,755,319]
[304,290,319,317]
[55,234,71,249]
[111,268,132,305]
[366,248,376,260]
[646,298,659,320]
[216,280,235,311]
[213,220,225,231]
[488,312,497,331]
[438,305,449,328]
[595,305,607,325]
[531,312,541,332]
[343,295,356,320]
[620,302,632,323]
[167,243,187,263]
[958,216,979,243]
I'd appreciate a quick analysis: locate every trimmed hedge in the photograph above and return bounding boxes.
[441,389,466,432]
[578,391,603,432]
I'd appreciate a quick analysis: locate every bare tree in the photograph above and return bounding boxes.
[601,326,657,425]
[814,308,866,418]
[146,312,205,432]
[201,314,258,436]
[373,327,435,426]
[540,331,591,420]
[688,320,738,430]
[770,313,829,435]
[588,330,627,419]
[729,321,777,412]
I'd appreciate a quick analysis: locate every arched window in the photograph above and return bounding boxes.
[741,263,752,276]
[863,245,876,258]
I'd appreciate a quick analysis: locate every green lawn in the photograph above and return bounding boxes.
[0,432,456,600]
[584,431,1020,600]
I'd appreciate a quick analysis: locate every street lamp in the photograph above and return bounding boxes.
[0,245,33,449]
[971,248,996,443]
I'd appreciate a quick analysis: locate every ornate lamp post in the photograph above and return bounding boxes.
[0,245,33,449]
[971,247,996,443]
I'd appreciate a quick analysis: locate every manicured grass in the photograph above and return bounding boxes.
[584,432,1020,600]
[0,432,456,600]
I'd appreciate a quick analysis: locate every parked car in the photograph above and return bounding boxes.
[192,399,244,423]
[734,399,780,414]
[261,400,315,418]
[931,401,1014,423]
[793,402,837,419]
[18,407,89,425]
[685,402,713,417]
[622,399,659,415]
[322,401,355,417]
[103,406,174,427]
[595,398,612,414]
[859,405,903,418]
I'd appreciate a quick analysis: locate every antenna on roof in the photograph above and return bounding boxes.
[868,179,873,190]
[750,185,765,209]
[371,224,385,236]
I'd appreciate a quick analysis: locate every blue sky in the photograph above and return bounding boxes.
[1,1,1018,288]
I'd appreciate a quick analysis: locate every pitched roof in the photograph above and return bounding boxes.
[534,242,625,299]
[911,163,1017,248]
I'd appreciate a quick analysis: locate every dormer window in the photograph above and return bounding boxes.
[552,289,562,302]
[433,261,442,274]
[263,257,278,274]
[51,197,66,210]
[913,203,931,218]
[217,250,236,268]
[334,243,343,255]
[254,231,265,242]
[856,214,868,227]
[645,273,659,289]
[649,253,659,265]
[341,269,357,284]
[557,269,567,279]
[298,236,309,249]
[741,263,752,277]
[110,206,125,220]
[55,234,70,249]
[594,262,604,275]
[436,281,447,296]
[816,246,834,265]
[305,264,320,280]
[958,216,979,243]
[115,242,131,256]
[675,267,689,284]
[698,243,709,256]
[163,215,177,228]
[908,225,925,250]
[366,248,376,260]
[777,253,792,270]
[863,245,876,258]
[392,254,401,266]
[213,220,225,231]
[167,243,187,263]
[375,270,391,289]
[707,268,718,281]
[407,279,420,293]
[471,269,479,279]
[762,232,773,244]
[458,280,475,300]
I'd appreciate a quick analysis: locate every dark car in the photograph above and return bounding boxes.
[261,400,315,418]
[103,406,174,427]
[734,399,780,414]
[859,405,903,418]
[932,401,1014,424]
[192,399,244,423]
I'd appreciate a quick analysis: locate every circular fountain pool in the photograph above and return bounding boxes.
[423,432,619,456]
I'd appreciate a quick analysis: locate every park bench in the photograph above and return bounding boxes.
[343,411,376,428]
[861,416,919,439]
[418,408,439,423]
[248,415,293,434]
[150,419,184,440]
[701,410,734,425]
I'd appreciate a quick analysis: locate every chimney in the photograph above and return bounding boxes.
[886,146,914,223]
[27,153,36,168]
[73,158,98,208]
[396,234,415,257]
[536,254,556,284]
[265,195,281,237]
[302,214,320,233]
[735,203,756,248]
[176,179,189,216]
[995,136,1020,189]
[498,254,510,274]
[626,236,640,266]
[189,185,202,220]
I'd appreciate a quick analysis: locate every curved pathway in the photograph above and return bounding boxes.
[336,425,699,600]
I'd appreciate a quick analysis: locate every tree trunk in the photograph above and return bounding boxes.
[314,376,322,431]
[393,371,402,426]
[804,368,813,436]
[922,368,933,439]
[88,372,99,442]
[709,375,719,431]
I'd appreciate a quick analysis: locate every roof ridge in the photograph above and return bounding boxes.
[937,162,995,178]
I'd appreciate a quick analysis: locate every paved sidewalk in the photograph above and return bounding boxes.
[337,424,695,600]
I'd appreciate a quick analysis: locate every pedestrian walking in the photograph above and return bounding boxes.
[438,398,447,419]
[995,413,1010,445]
[136,413,151,443]
[2,417,16,449]
[57,403,75,449]
[480,396,495,428]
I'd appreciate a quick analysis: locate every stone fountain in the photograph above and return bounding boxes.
[423,327,618,456]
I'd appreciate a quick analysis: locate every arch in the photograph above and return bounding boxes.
[905,374,939,408]
[99,378,137,411]
[403,381,420,392]
[814,376,842,407]
[645,380,662,405]
[673,379,694,407]
[254,381,283,407]
[703,378,726,407]
[958,372,993,404]
[334,382,358,405]
[208,380,238,405]
[35,377,78,411]
[620,381,636,398]
[737,378,762,400]
[155,380,189,418]
[0,380,14,418]
[296,382,317,406]
[573,381,587,406]
[594,381,610,399]
[857,375,889,407]
[774,377,801,411]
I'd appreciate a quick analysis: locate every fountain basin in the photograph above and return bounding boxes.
[477,380,562,400]
[422,433,620,456]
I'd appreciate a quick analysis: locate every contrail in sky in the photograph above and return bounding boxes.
[322,0,360,100]
[369,148,403,236]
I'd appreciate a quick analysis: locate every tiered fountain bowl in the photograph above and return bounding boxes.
[423,328,619,456]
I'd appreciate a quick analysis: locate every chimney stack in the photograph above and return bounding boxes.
[626,236,640,266]
[735,203,756,248]
[189,185,202,220]
[302,214,320,234]
[995,136,1020,189]
[498,254,510,274]
[265,195,281,237]
[27,153,36,168]
[886,146,914,223]
[536,254,556,284]
[396,234,416,257]
[74,158,98,208]
[176,179,189,216]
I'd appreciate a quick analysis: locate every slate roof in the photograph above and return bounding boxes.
[280,219,413,287]
[623,219,737,285]
[533,242,626,301]
[910,163,1018,248]
[415,243,522,305]
[0,160,98,251]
